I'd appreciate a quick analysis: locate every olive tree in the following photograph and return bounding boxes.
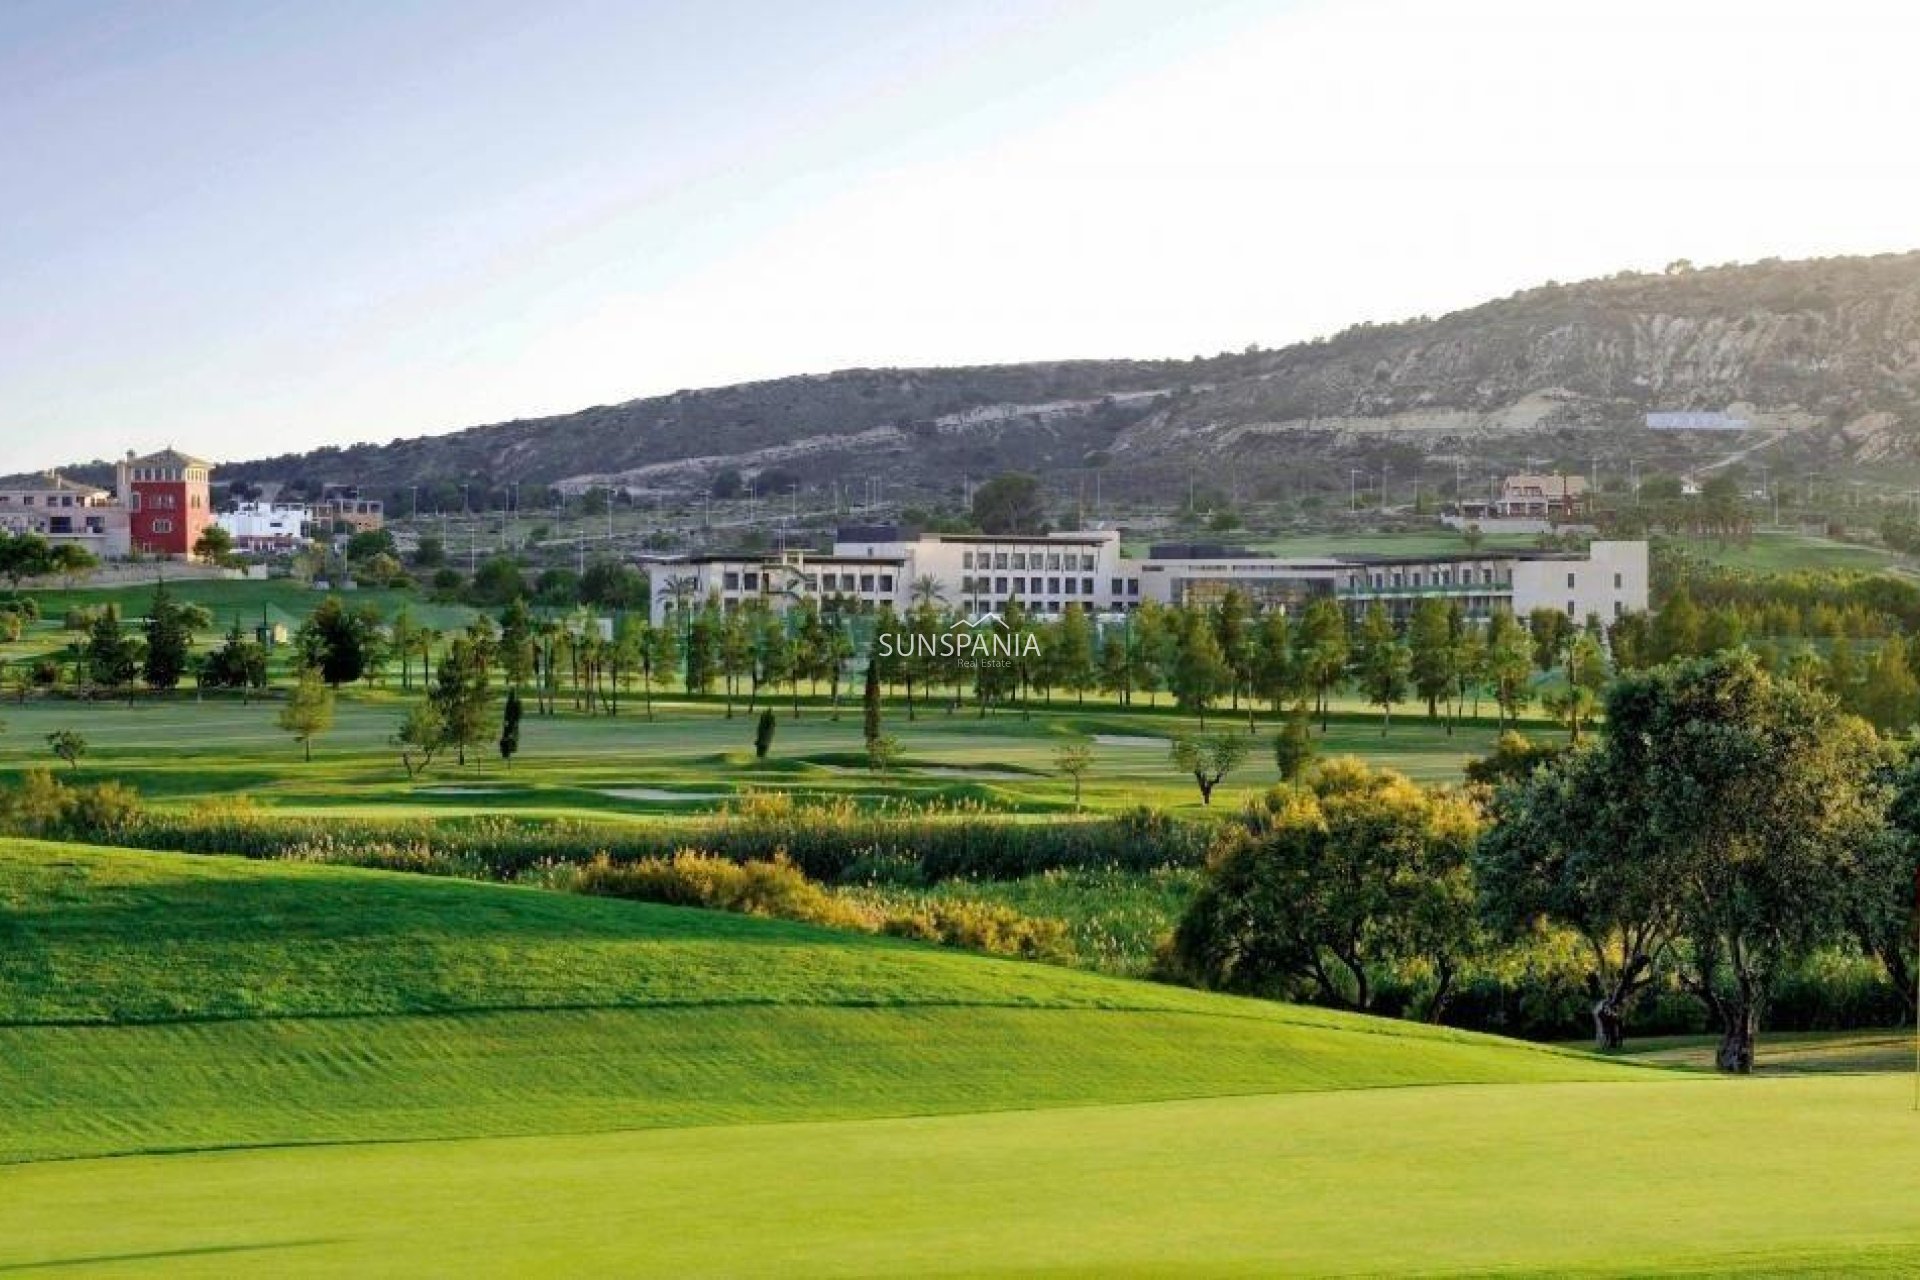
[1481,652,1883,1071]
[1169,732,1249,806]
[1173,759,1480,1018]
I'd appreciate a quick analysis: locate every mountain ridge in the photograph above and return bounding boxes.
[57,250,1920,504]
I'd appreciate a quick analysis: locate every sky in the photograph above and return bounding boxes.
[4,0,1920,475]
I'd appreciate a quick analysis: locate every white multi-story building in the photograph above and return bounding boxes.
[647,527,1649,627]
[652,550,907,618]
[217,502,311,553]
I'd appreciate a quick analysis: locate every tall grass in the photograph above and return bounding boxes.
[78,790,1210,883]
[546,851,1072,962]
[845,865,1202,977]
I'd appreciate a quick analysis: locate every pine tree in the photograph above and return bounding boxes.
[1211,589,1251,713]
[718,607,753,717]
[278,670,334,762]
[1407,597,1455,725]
[1356,602,1411,735]
[85,605,141,701]
[430,635,495,765]
[497,598,537,690]
[1487,610,1535,731]
[1054,604,1097,706]
[862,652,882,747]
[1171,606,1229,729]
[684,603,717,698]
[1295,599,1350,732]
[1252,610,1297,716]
[141,583,193,691]
[499,688,523,769]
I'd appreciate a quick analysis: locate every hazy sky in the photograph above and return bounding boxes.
[5,0,1920,475]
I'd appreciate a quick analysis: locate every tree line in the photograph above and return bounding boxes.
[1171,651,1915,1074]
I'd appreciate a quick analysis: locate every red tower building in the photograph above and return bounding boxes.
[117,448,213,558]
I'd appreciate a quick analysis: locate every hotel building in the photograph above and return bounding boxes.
[647,527,1648,627]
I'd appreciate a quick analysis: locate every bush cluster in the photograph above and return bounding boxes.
[0,768,143,842]
[68,791,1208,883]
[556,850,1068,962]
[563,851,867,930]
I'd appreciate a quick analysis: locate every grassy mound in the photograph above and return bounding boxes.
[0,840,1638,1163]
[9,1076,1920,1277]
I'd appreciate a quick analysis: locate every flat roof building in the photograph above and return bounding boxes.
[0,472,129,558]
[647,528,1649,627]
[218,502,311,553]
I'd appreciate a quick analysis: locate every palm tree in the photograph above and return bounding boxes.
[533,617,563,714]
[413,626,440,689]
[663,574,700,631]
[909,574,946,608]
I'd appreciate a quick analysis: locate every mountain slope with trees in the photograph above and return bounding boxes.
[67,251,1920,508]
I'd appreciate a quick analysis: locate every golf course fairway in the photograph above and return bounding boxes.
[5,841,1919,1275]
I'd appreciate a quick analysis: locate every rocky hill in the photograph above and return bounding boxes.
[199,251,1920,507]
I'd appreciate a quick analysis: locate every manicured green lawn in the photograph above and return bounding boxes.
[7,1072,1920,1275]
[14,578,476,631]
[0,841,1632,1166]
[1248,530,1540,558]
[0,691,1514,820]
[1662,529,1905,574]
[6,842,1920,1275]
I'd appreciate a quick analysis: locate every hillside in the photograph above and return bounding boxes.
[0,841,1635,1164]
[10,844,1920,1276]
[147,250,1920,507]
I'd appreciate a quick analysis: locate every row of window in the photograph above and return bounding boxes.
[1367,567,1508,589]
[963,598,1139,615]
[126,493,204,512]
[963,575,1103,597]
[961,550,1099,573]
[129,467,207,482]
[719,570,898,595]
[0,493,99,508]
[807,572,896,594]
[1358,568,1629,591]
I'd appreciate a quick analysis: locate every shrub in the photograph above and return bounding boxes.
[881,900,1069,961]
[566,850,1068,962]
[572,850,867,930]
[0,768,143,841]
[104,795,1209,883]
[65,779,143,840]
[0,768,73,837]
[835,847,926,888]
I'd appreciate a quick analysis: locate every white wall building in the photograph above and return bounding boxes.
[647,527,1649,627]
[218,502,311,553]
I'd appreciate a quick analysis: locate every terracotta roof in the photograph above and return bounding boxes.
[128,447,213,469]
[1499,473,1588,499]
[0,471,108,495]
